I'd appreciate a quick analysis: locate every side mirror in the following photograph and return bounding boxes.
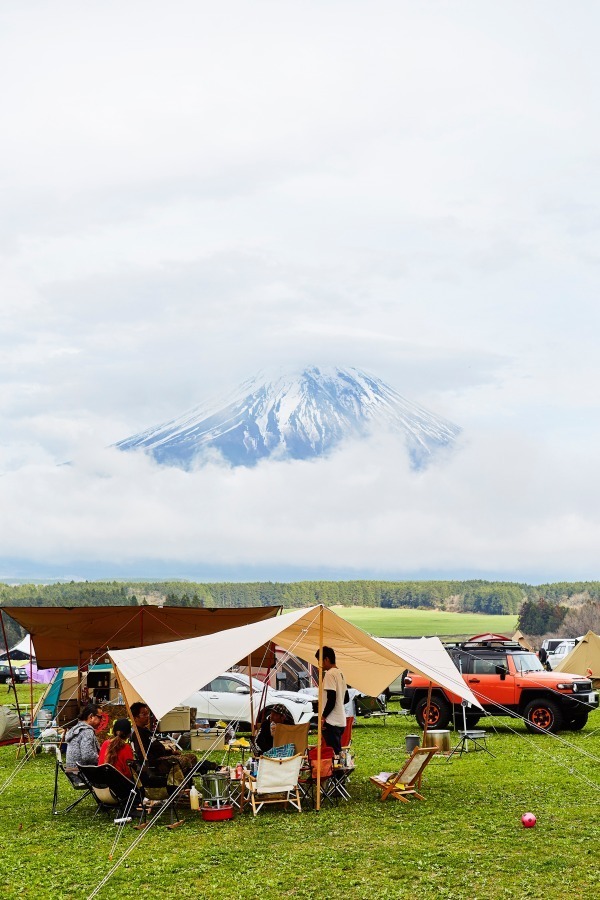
[495,665,506,680]
[235,686,250,695]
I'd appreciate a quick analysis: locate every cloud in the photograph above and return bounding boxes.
[1,3,600,579]
[1,429,599,582]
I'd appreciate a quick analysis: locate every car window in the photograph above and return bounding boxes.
[512,653,544,673]
[209,676,245,693]
[472,655,508,675]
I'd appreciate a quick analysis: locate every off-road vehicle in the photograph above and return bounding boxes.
[401,637,598,734]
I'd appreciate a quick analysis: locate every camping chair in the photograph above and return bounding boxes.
[241,753,304,816]
[51,746,93,815]
[355,694,389,724]
[77,764,144,823]
[299,745,336,808]
[272,721,311,755]
[127,758,185,828]
[369,746,439,803]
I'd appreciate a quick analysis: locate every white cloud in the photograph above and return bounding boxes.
[1,2,600,577]
[1,432,599,582]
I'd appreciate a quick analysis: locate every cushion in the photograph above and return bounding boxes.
[263,742,295,759]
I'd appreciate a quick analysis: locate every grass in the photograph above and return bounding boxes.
[327,607,519,639]
[1,687,599,899]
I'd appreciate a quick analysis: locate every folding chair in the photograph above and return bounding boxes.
[241,753,303,816]
[127,758,185,828]
[272,721,311,755]
[51,746,93,816]
[370,746,439,802]
[77,764,143,823]
[299,746,336,808]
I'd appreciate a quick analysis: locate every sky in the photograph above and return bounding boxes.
[1,1,600,583]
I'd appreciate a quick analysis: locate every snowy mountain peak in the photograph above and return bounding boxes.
[115,366,461,468]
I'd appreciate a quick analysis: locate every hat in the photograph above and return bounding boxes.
[270,703,292,721]
[113,718,132,736]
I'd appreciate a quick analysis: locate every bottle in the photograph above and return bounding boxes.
[189,785,200,811]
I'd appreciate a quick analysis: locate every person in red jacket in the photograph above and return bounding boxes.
[98,718,135,779]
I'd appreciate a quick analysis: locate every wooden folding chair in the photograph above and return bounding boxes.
[370,746,438,802]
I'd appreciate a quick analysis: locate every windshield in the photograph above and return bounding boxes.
[512,653,544,673]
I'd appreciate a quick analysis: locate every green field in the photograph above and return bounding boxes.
[1,695,599,899]
[326,606,519,639]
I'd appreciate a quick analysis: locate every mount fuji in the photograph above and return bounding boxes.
[115,366,461,469]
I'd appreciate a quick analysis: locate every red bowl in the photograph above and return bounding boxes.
[201,805,234,822]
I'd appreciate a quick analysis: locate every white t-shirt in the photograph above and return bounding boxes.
[323,666,347,727]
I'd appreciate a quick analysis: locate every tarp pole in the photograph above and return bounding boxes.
[114,665,147,763]
[418,681,434,790]
[248,655,256,737]
[29,635,34,734]
[316,605,324,812]
[422,681,433,746]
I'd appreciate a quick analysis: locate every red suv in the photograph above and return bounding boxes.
[401,637,598,734]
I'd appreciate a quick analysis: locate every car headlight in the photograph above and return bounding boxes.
[556,683,573,691]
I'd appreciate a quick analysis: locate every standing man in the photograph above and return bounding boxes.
[315,646,349,755]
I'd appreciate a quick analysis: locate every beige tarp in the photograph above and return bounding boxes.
[109,605,482,719]
[554,631,600,677]
[1,605,280,669]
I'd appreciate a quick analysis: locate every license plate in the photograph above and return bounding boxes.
[585,693,597,704]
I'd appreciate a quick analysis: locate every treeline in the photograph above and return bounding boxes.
[4,579,600,624]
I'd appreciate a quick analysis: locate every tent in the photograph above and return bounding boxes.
[0,705,21,744]
[512,630,536,652]
[109,605,482,719]
[1,605,280,668]
[554,631,600,678]
[0,634,56,683]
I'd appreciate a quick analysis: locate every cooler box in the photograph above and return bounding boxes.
[158,707,192,732]
[191,728,226,753]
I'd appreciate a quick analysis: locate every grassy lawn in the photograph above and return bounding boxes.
[1,688,599,899]
[328,607,519,639]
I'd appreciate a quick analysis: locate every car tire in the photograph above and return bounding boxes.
[566,709,589,731]
[524,698,563,733]
[415,695,451,730]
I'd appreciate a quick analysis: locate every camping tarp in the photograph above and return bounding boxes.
[554,631,600,677]
[376,636,479,704]
[109,605,482,719]
[1,605,280,668]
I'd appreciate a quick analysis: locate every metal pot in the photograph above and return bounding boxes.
[423,729,451,753]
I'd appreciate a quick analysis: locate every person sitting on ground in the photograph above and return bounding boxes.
[65,703,102,771]
[129,701,202,777]
[98,718,135,779]
[254,703,294,755]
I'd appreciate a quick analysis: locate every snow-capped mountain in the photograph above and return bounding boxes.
[115,366,461,468]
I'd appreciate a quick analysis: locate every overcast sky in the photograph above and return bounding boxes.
[1,1,599,583]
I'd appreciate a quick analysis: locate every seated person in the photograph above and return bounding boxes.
[130,701,203,778]
[98,718,135,779]
[65,703,102,771]
[254,703,294,755]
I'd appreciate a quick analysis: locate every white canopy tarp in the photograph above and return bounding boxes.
[109,605,482,719]
[376,636,481,707]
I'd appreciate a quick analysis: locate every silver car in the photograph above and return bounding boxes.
[183,671,314,727]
